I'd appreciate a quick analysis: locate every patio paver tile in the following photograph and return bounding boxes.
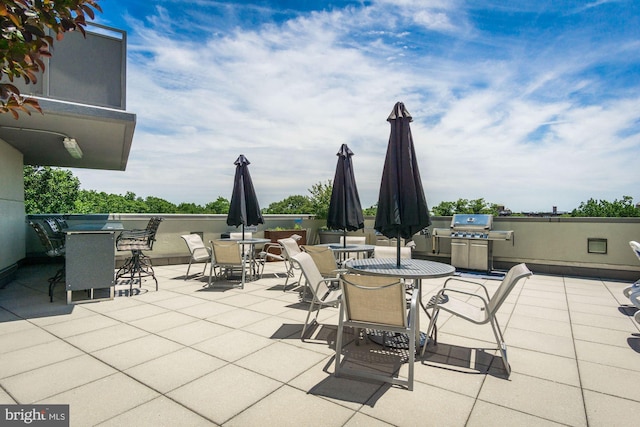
[583,389,640,427]
[125,347,227,393]
[1,354,116,403]
[507,313,573,337]
[105,303,169,322]
[505,327,576,358]
[224,384,354,427]
[92,334,184,370]
[343,412,394,427]
[235,341,328,383]
[579,359,640,402]
[0,326,57,354]
[193,329,273,362]
[96,396,214,427]
[65,322,149,352]
[167,364,280,425]
[42,372,159,426]
[129,310,199,333]
[359,381,475,427]
[40,313,121,338]
[157,319,233,346]
[0,340,83,378]
[478,372,586,426]
[467,400,565,426]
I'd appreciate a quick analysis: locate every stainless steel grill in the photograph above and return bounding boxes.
[433,214,513,272]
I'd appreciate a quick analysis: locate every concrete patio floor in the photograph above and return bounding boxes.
[1,260,640,426]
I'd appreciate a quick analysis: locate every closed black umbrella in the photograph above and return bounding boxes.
[227,154,264,239]
[374,102,431,266]
[327,144,364,247]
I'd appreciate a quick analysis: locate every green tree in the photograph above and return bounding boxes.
[263,195,313,214]
[363,204,377,216]
[144,196,177,213]
[24,165,79,213]
[432,198,503,216]
[432,201,455,216]
[176,202,205,214]
[571,196,639,217]
[308,180,332,219]
[205,197,230,214]
[0,0,102,117]
[74,189,148,213]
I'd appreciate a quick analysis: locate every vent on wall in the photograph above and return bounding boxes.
[588,238,607,254]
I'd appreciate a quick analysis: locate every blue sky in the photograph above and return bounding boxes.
[72,0,640,212]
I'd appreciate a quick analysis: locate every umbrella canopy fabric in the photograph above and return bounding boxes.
[227,154,264,231]
[327,144,364,233]
[374,102,431,242]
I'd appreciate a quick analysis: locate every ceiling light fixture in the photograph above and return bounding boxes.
[0,125,84,160]
[63,137,83,159]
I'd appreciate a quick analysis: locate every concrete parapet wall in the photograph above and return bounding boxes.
[24,214,640,281]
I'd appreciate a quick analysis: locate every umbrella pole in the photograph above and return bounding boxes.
[396,233,401,267]
[343,230,347,248]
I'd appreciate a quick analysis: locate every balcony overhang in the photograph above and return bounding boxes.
[0,97,136,171]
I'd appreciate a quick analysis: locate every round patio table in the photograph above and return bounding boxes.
[343,257,455,349]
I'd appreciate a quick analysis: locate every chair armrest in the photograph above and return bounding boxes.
[433,287,490,311]
[443,277,491,301]
[313,277,342,295]
[192,247,211,258]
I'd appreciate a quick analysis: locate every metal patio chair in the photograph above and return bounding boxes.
[42,217,66,247]
[302,245,345,279]
[421,263,532,375]
[208,240,248,288]
[293,252,342,341]
[278,237,304,291]
[115,216,163,295]
[28,221,66,302]
[623,241,640,323]
[372,245,412,259]
[335,273,418,390]
[255,242,287,279]
[180,234,212,280]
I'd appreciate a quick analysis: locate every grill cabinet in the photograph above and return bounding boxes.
[433,214,513,272]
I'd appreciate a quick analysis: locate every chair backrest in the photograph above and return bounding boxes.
[212,240,242,265]
[28,221,64,256]
[630,241,640,262]
[145,217,163,248]
[43,217,63,235]
[230,232,252,240]
[340,273,406,327]
[303,245,339,277]
[292,252,331,299]
[487,263,532,314]
[339,236,366,246]
[146,216,163,233]
[55,217,69,230]
[278,238,302,259]
[181,234,209,258]
[373,245,412,259]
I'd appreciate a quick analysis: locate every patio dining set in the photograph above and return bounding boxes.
[176,228,534,390]
[26,214,539,390]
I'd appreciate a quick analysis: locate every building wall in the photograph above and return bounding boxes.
[0,140,25,281]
